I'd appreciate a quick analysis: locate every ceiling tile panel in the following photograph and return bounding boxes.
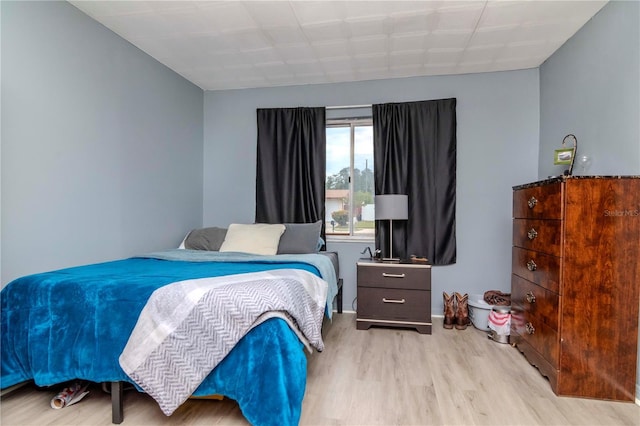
[74,1,155,17]
[302,21,349,43]
[426,30,472,50]
[290,1,347,25]
[205,51,254,68]
[430,4,484,31]
[254,61,289,74]
[68,0,609,90]
[287,60,322,75]
[148,1,198,14]
[390,33,427,52]
[278,44,318,63]
[390,12,433,34]
[320,57,354,74]
[391,64,426,79]
[390,51,425,68]
[187,34,235,54]
[312,40,350,59]
[350,36,389,56]
[243,48,282,65]
[346,17,390,38]
[460,45,502,63]
[354,53,388,71]
[426,48,464,65]
[244,1,298,27]
[344,1,390,19]
[468,25,518,48]
[198,2,257,33]
[264,26,307,46]
[156,9,215,35]
[96,13,177,40]
[222,30,271,52]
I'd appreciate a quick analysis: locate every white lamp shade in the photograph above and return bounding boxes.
[375,194,408,220]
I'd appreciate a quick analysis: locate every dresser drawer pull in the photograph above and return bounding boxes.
[527,228,538,240]
[382,298,406,304]
[382,273,406,278]
[526,259,537,271]
[527,196,538,209]
[525,291,536,304]
[525,322,536,335]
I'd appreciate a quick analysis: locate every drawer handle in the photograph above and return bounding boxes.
[525,291,536,304]
[525,322,536,335]
[527,228,538,240]
[382,273,406,278]
[528,196,538,209]
[526,259,537,271]
[382,298,406,304]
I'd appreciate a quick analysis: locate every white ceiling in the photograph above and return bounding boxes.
[70,0,608,91]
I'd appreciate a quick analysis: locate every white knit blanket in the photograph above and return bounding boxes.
[119,269,328,415]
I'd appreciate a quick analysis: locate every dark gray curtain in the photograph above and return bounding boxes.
[373,99,456,265]
[255,107,326,243]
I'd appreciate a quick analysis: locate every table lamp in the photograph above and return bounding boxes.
[375,194,408,261]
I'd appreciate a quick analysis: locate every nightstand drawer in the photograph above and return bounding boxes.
[357,287,430,322]
[357,264,430,290]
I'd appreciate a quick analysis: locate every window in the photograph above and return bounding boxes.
[325,118,374,238]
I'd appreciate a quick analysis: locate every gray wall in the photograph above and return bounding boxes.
[539,0,640,402]
[539,0,639,177]
[203,70,540,314]
[1,1,204,285]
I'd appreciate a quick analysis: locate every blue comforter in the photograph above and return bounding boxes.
[1,250,337,426]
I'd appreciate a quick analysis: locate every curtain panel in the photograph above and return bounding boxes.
[255,107,327,242]
[373,98,457,265]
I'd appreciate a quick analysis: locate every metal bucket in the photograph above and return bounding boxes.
[487,329,510,344]
[487,306,511,344]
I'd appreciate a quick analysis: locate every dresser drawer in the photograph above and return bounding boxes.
[513,219,562,256]
[357,264,430,290]
[512,247,560,294]
[511,301,559,369]
[357,287,430,322]
[511,275,560,331]
[513,182,563,219]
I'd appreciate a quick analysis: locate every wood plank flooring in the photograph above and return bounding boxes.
[2,313,638,425]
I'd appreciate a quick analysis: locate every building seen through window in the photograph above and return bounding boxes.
[325,118,374,238]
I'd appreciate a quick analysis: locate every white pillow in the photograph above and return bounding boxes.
[219,223,286,255]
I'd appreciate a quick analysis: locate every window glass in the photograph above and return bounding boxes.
[325,119,374,238]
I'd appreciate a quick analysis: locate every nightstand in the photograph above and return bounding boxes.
[356,259,432,334]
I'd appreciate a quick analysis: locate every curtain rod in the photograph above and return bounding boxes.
[326,104,371,110]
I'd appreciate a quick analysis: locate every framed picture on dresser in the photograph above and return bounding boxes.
[553,147,574,165]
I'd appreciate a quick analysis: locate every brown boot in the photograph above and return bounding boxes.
[443,292,455,329]
[454,292,470,330]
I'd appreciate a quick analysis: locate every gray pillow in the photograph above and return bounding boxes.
[277,221,323,254]
[184,227,228,251]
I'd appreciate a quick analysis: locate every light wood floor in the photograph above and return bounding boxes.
[2,313,639,425]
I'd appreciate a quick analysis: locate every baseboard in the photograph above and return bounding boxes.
[333,309,356,314]
[1,381,29,397]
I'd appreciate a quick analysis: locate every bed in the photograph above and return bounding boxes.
[1,223,342,426]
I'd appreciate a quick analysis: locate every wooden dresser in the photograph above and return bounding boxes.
[511,176,640,401]
[356,260,431,334]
